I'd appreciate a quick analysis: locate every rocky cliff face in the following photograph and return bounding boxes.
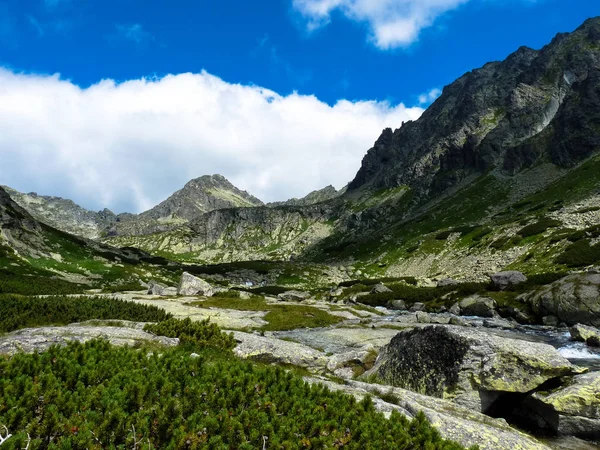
[349,18,600,198]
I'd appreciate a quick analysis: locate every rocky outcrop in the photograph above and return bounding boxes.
[365,326,585,411]
[0,323,179,355]
[308,378,551,450]
[570,324,600,346]
[490,271,528,290]
[177,272,214,296]
[531,372,600,439]
[267,185,342,207]
[458,295,497,317]
[526,273,600,327]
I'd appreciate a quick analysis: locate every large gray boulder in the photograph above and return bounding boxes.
[365,326,585,412]
[526,273,600,327]
[458,295,497,317]
[490,271,527,290]
[531,372,600,439]
[177,272,214,296]
[570,324,600,347]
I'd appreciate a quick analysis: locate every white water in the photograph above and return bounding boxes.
[558,343,600,360]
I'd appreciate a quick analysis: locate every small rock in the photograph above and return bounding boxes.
[570,324,600,347]
[415,311,431,323]
[278,290,311,302]
[437,278,459,287]
[389,300,407,310]
[490,271,527,290]
[542,315,559,327]
[449,302,461,315]
[147,280,167,295]
[409,302,425,312]
[370,283,392,294]
[458,295,496,318]
[483,317,517,330]
[190,353,200,358]
[449,315,470,327]
[333,367,356,379]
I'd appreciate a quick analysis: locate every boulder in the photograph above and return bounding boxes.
[409,302,425,312]
[458,295,497,317]
[147,280,167,295]
[490,271,527,290]
[389,300,407,310]
[161,287,178,296]
[365,325,585,412]
[449,302,461,315]
[542,315,559,327]
[526,273,600,327]
[570,324,600,347]
[326,347,376,375]
[483,317,517,330]
[415,311,431,323]
[531,372,600,439]
[437,278,459,287]
[370,283,392,294]
[177,272,214,297]
[277,290,311,302]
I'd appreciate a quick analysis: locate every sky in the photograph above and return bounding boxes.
[0,0,597,213]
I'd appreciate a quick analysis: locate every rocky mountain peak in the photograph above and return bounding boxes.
[348,17,600,198]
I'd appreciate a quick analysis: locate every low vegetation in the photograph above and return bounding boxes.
[144,317,235,350]
[0,294,171,333]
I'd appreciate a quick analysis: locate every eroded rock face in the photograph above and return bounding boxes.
[570,324,600,347]
[365,326,585,411]
[531,372,600,439]
[177,272,214,297]
[526,273,600,327]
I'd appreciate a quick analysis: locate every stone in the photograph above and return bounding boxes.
[177,272,214,297]
[437,278,459,287]
[161,287,178,296]
[542,315,559,327]
[449,302,461,315]
[449,315,470,327]
[409,302,425,312]
[370,283,392,294]
[490,271,527,290]
[415,311,431,323]
[389,300,407,310]
[569,324,600,347]
[526,273,600,327]
[147,280,167,295]
[232,331,327,372]
[278,290,311,302]
[326,347,376,373]
[365,325,585,412]
[458,295,497,317]
[532,372,600,439]
[483,317,517,330]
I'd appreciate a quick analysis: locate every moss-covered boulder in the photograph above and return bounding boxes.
[365,326,585,411]
[531,372,600,439]
[570,324,600,347]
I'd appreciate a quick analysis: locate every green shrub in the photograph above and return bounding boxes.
[0,271,85,295]
[0,295,171,332]
[144,317,235,351]
[556,240,600,267]
[517,218,561,238]
[0,340,467,449]
[339,277,417,288]
[471,227,492,242]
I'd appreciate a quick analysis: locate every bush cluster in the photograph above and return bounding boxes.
[338,277,417,288]
[0,294,172,333]
[556,239,600,267]
[0,272,84,296]
[0,340,467,449]
[517,217,561,238]
[144,317,236,351]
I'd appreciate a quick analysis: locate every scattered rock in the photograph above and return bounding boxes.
[389,300,407,310]
[458,295,497,317]
[490,271,527,290]
[370,283,392,294]
[570,324,600,347]
[415,311,431,323]
[278,290,311,302]
[365,326,585,412]
[177,272,214,296]
[437,278,459,287]
[449,302,461,315]
[409,302,426,312]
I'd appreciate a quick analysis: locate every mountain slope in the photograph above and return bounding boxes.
[267,185,343,207]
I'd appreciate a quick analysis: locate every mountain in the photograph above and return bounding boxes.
[104,17,600,281]
[348,18,600,199]
[4,174,264,239]
[267,185,344,207]
[2,186,118,240]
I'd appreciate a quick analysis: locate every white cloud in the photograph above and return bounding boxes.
[115,23,154,45]
[418,87,441,105]
[292,0,470,49]
[0,69,423,213]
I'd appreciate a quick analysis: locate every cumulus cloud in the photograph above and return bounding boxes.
[292,0,470,49]
[418,87,442,105]
[0,69,423,214]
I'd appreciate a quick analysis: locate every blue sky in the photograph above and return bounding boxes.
[0,0,597,213]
